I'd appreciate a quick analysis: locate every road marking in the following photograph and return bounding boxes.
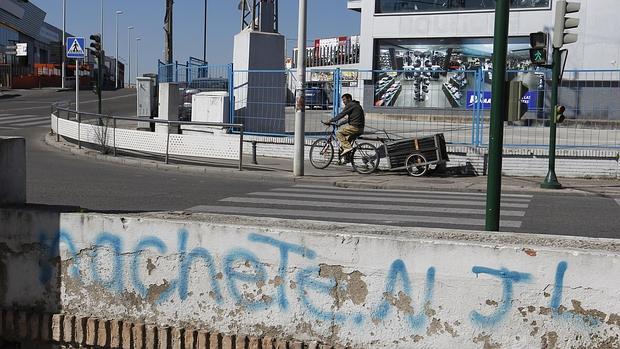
[12,119,51,127]
[0,114,46,122]
[188,205,523,228]
[294,184,534,199]
[0,93,136,112]
[220,197,526,217]
[276,187,532,203]
[0,126,18,130]
[247,191,531,208]
[616,198,620,207]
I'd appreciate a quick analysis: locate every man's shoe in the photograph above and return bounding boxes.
[341,148,353,156]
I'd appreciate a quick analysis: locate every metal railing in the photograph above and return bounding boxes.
[51,104,246,170]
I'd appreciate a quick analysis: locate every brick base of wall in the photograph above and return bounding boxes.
[0,309,348,349]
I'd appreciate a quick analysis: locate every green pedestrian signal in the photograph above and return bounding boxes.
[529,32,548,66]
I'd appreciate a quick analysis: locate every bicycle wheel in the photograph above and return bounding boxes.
[405,153,428,177]
[351,142,379,174]
[309,138,334,169]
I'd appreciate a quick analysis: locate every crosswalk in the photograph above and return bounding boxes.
[0,113,50,129]
[188,185,534,229]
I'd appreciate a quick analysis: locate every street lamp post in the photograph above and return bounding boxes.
[115,11,123,89]
[293,0,307,176]
[61,0,66,89]
[136,38,141,80]
[127,26,134,87]
[101,0,104,52]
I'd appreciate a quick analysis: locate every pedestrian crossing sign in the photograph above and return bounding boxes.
[66,37,85,59]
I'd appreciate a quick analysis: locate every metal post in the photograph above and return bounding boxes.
[56,113,60,142]
[293,0,307,176]
[484,0,510,232]
[113,118,117,156]
[541,48,563,189]
[101,0,104,52]
[75,59,79,113]
[203,0,208,62]
[239,126,244,171]
[61,0,66,89]
[228,63,234,124]
[78,115,81,149]
[127,26,134,87]
[165,128,170,164]
[115,11,123,89]
[136,38,141,80]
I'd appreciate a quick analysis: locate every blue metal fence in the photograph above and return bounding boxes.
[155,61,620,149]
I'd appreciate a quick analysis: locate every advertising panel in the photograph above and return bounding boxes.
[373,37,537,108]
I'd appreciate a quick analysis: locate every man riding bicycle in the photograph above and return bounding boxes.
[322,93,365,157]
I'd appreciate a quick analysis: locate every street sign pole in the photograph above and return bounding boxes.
[541,47,563,189]
[75,59,80,116]
[485,0,510,231]
[293,0,307,176]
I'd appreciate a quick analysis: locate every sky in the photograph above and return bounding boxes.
[32,0,360,77]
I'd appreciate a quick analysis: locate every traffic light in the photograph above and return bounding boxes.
[89,34,102,55]
[529,32,548,66]
[555,105,566,123]
[506,81,529,122]
[553,0,580,48]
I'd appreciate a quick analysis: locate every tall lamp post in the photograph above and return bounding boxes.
[127,26,134,87]
[293,0,307,176]
[115,10,123,89]
[136,37,141,80]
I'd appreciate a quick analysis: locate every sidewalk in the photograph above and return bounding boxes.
[45,132,620,197]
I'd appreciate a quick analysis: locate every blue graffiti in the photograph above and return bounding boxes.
[177,229,222,303]
[296,266,346,323]
[90,232,123,293]
[372,260,436,330]
[39,229,79,284]
[223,248,271,311]
[131,236,176,303]
[248,233,316,310]
[550,261,568,316]
[470,266,532,327]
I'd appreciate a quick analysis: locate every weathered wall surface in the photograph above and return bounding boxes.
[2,209,620,348]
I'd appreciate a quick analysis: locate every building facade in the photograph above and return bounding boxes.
[348,0,619,71]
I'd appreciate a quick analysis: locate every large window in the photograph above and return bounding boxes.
[376,0,550,14]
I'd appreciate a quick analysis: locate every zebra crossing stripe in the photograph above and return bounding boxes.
[220,196,527,217]
[187,205,523,228]
[293,184,533,199]
[247,191,530,208]
[12,119,51,127]
[0,114,46,123]
[275,187,532,203]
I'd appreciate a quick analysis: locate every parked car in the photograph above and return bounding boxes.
[305,81,331,110]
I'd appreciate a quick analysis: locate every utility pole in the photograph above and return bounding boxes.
[293,0,307,176]
[164,0,174,64]
[127,26,134,87]
[203,0,207,62]
[61,0,66,89]
[484,0,510,231]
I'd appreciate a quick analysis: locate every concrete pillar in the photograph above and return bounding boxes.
[0,137,26,205]
[156,82,180,134]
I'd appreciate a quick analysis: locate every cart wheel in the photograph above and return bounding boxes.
[351,143,380,174]
[405,154,428,177]
[309,138,334,169]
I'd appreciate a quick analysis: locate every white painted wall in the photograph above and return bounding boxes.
[354,0,620,70]
[2,210,619,348]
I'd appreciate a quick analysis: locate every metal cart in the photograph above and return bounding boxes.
[374,133,450,176]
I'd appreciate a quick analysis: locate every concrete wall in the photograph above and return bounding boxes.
[355,0,620,71]
[1,209,619,348]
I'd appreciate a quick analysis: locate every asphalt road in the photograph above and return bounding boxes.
[1,88,619,238]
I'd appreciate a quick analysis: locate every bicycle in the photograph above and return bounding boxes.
[309,122,380,174]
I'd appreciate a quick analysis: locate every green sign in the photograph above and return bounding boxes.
[530,48,547,65]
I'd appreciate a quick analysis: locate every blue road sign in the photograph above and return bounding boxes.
[66,37,85,59]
